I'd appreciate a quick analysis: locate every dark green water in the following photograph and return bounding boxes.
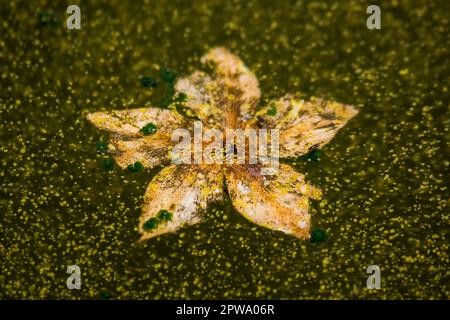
[1,0,449,299]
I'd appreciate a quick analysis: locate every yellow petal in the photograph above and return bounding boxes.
[86,107,185,137]
[175,48,261,129]
[108,132,173,169]
[201,47,261,126]
[175,71,223,128]
[139,164,223,241]
[226,164,321,239]
[250,94,358,157]
[201,47,260,105]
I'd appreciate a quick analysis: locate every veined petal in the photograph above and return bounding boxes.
[250,94,358,158]
[201,47,260,108]
[226,164,321,239]
[139,164,223,241]
[174,71,223,127]
[86,107,185,137]
[108,132,173,169]
[175,48,260,128]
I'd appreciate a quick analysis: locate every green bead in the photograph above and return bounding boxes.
[99,290,112,299]
[160,95,173,108]
[140,123,157,135]
[102,158,114,171]
[157,209,173,221]
[95,141,108,153]
[300,148,321,162]
[143,217,160,231]
[134,161,143,172]
[140,76,157,88]
[306,149,321,162]
[160,85,175,108]
[127,161,143,173]
[267,103,277,116]
[160,68,177,83]
[310,228,328,244]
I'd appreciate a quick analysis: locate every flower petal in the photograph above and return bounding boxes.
[86,107,185,137]
[174,71,224,127]
[139,164,224,241]
[201,47,261,112]
[175,47,261,128]
[108,132,173,169]
[250,94,358,157]
[226,164,321,239]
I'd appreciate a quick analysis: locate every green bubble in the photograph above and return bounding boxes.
[306,149,321,162]
[310,228,328,244]
[102,158,114,171]
[160,68,177,83]
[160,86,176,108]
[140,76,157,88]
[139,123,157,136]
[99,290,112,300]
[95,141,108,153]
[157,209,173,221]
[267,103,277,116]
[143,217,160,231]
[127,161,144,173]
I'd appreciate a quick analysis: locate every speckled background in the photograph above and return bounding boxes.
[1,0,449,299]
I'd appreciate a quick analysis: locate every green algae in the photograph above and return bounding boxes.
[101,158,115,171]
[127,161,144,173]
[301,149,322,162]
[157,209,173,222]
[160,68,177,84]
[139,123,158,136]
[140,76,157,89]
[267,103,277,116]
[310,228,328,244]
[143,217,160,231]
[143,210,173,232]
[95,141,108,153]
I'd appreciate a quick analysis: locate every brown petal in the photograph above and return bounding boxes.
[138,164,224,241]
[226,164,321,239]
[201,48,260,105]
[250,94,358,157]
[201,47,261,126]
[108,132,173,169]
[175,48,261,129]
[174,71,223,128]
[86,107,185,138]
